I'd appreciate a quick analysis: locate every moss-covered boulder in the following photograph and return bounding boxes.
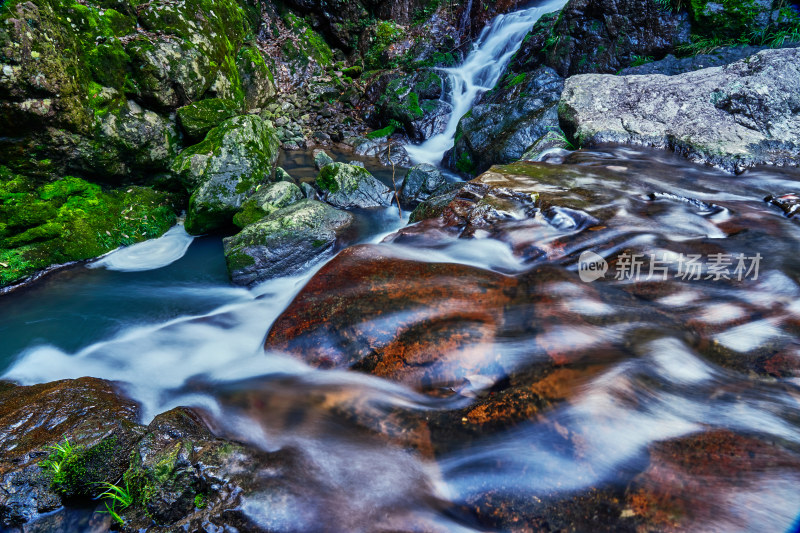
[232,181,304,228]
[177,99,242,142]
[236,45,277,110]
[316,163,393,209]
[0,0,94,136]
[0,169,179,287]
[172,115,280,235]
[223,199,354,286]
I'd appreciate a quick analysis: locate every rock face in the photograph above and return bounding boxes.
[507,0,691,78]
[446,67,564,175]
[0,378,142,526]
[172,115,280,234]
[316,162,393,209]
[559,48,800,173]
[223,199,354,286]
[375,70,450,142]
[398,164,447,207]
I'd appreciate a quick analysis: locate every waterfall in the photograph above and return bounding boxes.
[405,0,568,166]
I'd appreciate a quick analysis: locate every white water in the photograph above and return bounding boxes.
[405,0,568,166]
[89,224,194,272]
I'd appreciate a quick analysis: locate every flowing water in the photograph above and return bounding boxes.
[405,0,568,166]
[3,145,800,531]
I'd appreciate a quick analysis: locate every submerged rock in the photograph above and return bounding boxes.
[560,48,800,173]
[316,162,393,209]
[398,164,447,207]
[223,199,354,286]
[172,115,280,234]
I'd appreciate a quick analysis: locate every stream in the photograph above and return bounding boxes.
[2,145,800,531]
[3,1,800,531]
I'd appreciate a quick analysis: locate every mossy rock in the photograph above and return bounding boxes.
[236,45,276,110]
[177,98,242,142]
[223,199,354,285]
[0,169,179,286]
[172,115,280,235]
[688,0,780,38]
[316,162,393,209]
[232,181,304,228]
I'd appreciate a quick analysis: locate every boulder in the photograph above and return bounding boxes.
[177,99,242,142]
[316,163,393,209]
[398,164,447,207]
[313,149,334,170]
[559,48,800,173]
[232,181,304,228]
[172,115,280,234]
[264,244,519,392]
[446,67,564,175]
[223,199,354,286]
[0,378,142,527]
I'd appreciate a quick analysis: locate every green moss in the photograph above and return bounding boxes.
[0,169,178,286]
[316,165,341,194]
[177,99,242,141]
[366,125,396,139]
[194,493,208,509]
[51,436,123,498]
[363,20,405,70]
[455,152,476,175]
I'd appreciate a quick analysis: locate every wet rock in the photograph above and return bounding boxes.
[399,164,448,207]
[520,129,573,162]
[378,143,412,168]
[264,244,518,392]
[313,149,334,170]
[223,199,354,286]
[172,115,280,234]
[0,378,142,528]
[316,163,393,209]
[626,430,800,531]
[276,167,295,184]
[445,67,564,175]
[300,182,318,199]
[618,45,777,76]
[408,183,465,223]
[377,70,448,142]
[232,181,304,228]
[765,193,800,218]
[560,48,800,173]
[176,99,241,142]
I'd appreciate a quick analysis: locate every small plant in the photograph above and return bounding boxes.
[630,55,655,67]
[39,437,76,475]
[96,480,133,526]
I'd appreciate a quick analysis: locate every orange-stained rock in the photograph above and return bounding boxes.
[626,429,800,531]
[265,244,520,393]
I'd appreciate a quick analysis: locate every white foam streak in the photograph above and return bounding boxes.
[89,225,194,272]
